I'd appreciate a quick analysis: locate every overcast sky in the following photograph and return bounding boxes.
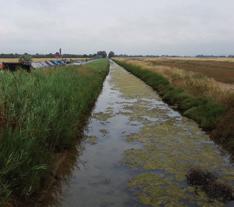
[0,0,234,55]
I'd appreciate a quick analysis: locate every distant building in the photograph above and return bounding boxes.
[55,52,60,58]
[55,49,62,58]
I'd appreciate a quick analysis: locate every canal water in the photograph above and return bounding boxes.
[53,61,233,207]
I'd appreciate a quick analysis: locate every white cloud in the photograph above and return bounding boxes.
[0,0,233,55]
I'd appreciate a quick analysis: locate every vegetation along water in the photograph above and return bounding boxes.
[50,61,233,207]
[0,59,109,206]
[114,58,234,158]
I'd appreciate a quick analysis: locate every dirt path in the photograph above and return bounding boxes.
[52,61,233,207]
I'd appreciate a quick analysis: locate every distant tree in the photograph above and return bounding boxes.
[108,51,115,58]
[97,51,107,58]
[18,54,32,65]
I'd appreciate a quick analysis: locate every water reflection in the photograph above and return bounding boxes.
[47,61,233,207]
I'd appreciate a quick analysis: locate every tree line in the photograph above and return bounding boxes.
[0,51,115,59]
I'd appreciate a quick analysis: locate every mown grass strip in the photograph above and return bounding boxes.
[0,59,109,205]
[114,60,233,152]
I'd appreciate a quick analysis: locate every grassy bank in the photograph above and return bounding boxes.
[0,59,109,205]
[114,59,233,157]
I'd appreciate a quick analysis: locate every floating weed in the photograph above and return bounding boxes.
[100,129,108,136]
[85,136,97,145]
[105,107,114,114]
[93,112,113,122]
[121,100,169,124]
[123,120,233,205]
[111,66,157,99]
[124,121,231,179]
[128,173,224,207]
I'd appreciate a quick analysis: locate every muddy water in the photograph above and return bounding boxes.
[54,61,233,207]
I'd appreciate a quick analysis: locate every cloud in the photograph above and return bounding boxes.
[0,0,233,55]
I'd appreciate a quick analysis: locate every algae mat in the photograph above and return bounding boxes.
[54,61,233,207]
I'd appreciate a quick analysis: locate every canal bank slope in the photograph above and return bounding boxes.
[1,59,109,206]
[53,61,233,207]
[114,59,234,159]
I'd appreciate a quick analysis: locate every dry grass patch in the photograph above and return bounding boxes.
[118,58,234,107]
[143,58,234,84]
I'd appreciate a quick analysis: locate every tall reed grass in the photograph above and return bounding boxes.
[0,59,109,205]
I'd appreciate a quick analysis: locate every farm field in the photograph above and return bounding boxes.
[122,57,234,84]
[153,57,234,62]
[0,59,109,206]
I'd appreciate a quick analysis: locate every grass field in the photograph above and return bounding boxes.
[117,58,234,103]
[123,57,234,84]
[0,59,109,205]
[0,58,88,63]
[149,57,234,62]
[114,58,234,158]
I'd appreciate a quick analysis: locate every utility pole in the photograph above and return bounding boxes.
[59,48,62,59]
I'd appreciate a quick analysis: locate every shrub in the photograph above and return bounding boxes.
[212,109,234,153]
[184,100,225,130]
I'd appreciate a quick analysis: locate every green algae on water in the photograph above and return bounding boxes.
[111,68,158,99]
[85,136,97,145]
[100,129,108,136]
[124,120,231,180]
[93,111,113,122]
[128,173,224,207]
[124,119,233,206]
